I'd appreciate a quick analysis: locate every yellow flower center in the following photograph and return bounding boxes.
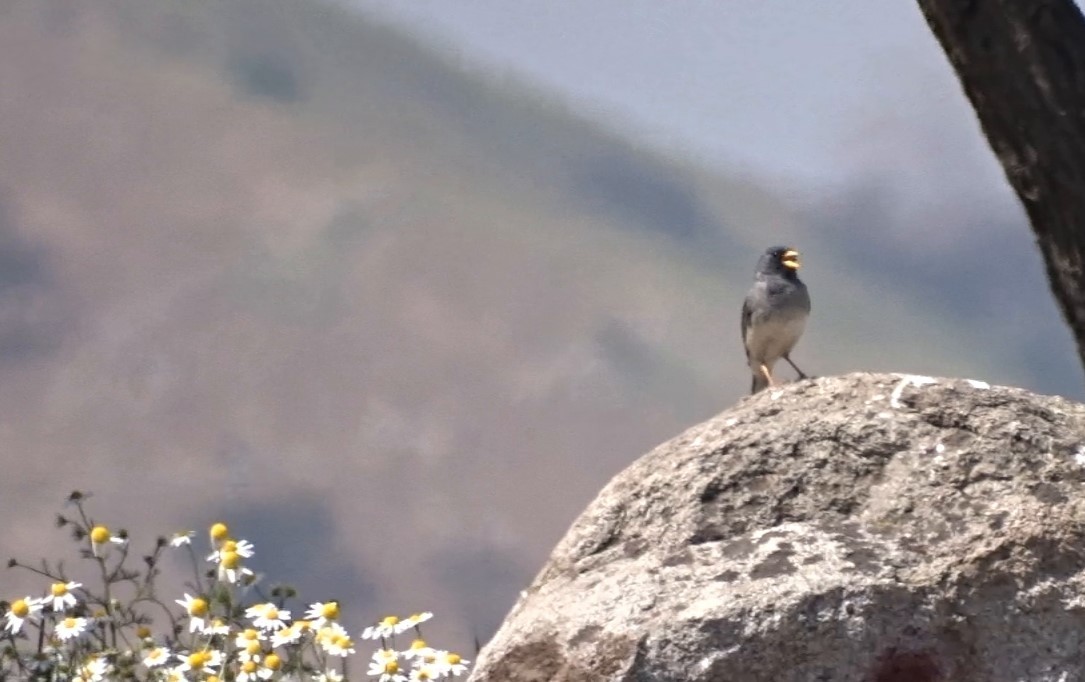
[246,640,261,655]
[209,523,229,541]
[330,633,346,647]
[10,599,29,618]
[188,651,211,669]
[264,654,281,670]
[380,615,399,628]
[446,653,461,665]
[136,625,151,639]
[188,598,208,617]
[62,617,77,628]
[51,583,69,597]
[242,628,259,640]
[241,661,257,674]
[222,540,237,553]
[221,551,240,569]
[411,638,427,650]
[384,661,399,674]
[321,602,339,619]
[265,606,279,619]
[207,677,220,682]
[89,526,111,544]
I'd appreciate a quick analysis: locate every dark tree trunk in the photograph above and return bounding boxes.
[917,0,1085,375]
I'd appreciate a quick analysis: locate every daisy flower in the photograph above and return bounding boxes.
[207,538,255,563]
[403,638,436,660]
[4,596,43,634]
[246,602,291,631]
[304,601,340,628]
[174,649,223,675]
[209,522,230,546]
[88,525,126,557]
[314,671,344,682]
[237,658,261,682]
[432,651,470,677]
[361,615,402,640]
[76,655,111,682]
[238,633,266,662]
[402,612,433,631]
[54,616,89,640]
[169,530,195,547]
[46,581,81,611]
[367,650,406,682]
[200,617,231,636]
[409,666,441,682]
[235,627,266,649]
[143,646,172,668]
[162,668,186,682]
[261,652,283,678]
[175,594,210,633]
[270,621,308,648]
[316,622,355,657]
[216,550,255,585]
[372,648,398,665]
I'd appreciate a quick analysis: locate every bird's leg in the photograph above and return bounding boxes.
[759,364,775,387]
[783,355,807,379]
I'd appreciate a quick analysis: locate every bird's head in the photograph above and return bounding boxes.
[757,246,802,277]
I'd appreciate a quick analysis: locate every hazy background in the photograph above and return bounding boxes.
[0,0,1077,654]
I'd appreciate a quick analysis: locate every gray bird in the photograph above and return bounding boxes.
[741,246,811,393]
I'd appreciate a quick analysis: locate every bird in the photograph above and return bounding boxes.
[741,246,811,394]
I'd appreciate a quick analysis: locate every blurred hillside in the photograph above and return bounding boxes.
[0,0,1075,651]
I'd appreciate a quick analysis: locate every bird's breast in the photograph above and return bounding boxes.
[744,311,808,365]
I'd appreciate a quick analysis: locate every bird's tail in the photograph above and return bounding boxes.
[751,372,769,394]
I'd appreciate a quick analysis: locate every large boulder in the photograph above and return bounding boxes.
[468,373,1085,682]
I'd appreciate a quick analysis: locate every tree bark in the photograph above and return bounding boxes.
[917,0,1085,375]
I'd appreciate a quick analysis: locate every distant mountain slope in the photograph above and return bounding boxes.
[0,0,1062,650]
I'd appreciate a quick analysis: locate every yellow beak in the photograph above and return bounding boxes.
[781,249,801,270]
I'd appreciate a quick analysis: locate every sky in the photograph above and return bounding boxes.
[341,0,1085,401]
[347,0,978,189]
